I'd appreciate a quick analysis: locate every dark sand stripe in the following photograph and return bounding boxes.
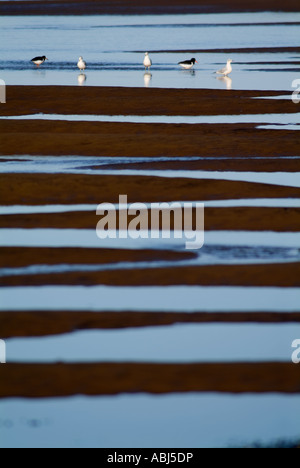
[1,121,299,157]
[99,158,300,173]
[0,362,299,398]
[1,311,300,339]
[1,262,299,287]
[1,175,300,205]
[1,207,299,231]
[0,87,295,118]
[0,248,196,269]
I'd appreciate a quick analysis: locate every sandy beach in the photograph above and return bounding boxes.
[1,8,300,446]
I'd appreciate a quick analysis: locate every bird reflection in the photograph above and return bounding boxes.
[217,76,232,90]
[144,72,152,88]
[180,69,196,77]
[33,69,46,77]
[78,73,87,86]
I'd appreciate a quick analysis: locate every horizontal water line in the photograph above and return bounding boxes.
[0,285,299,312]
[0,229,299,249]
[1,243,299,278]
[5,323,299,363]
[1,198,300,215]
[1,113,299,125]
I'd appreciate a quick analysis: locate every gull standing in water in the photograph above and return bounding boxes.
[143,52,152,70]
[77,56,87,73]
[179,58,198,70]
[31,56,48,67]
[216,59,233,76]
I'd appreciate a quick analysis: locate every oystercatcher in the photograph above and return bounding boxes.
[179,58,198,70]
[31,56,48,67]
[77,56,87,72]
[216,59,233,76]
[143,52,152,70]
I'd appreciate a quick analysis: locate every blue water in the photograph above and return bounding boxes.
[0,13,299,89]
[1,11,300,449]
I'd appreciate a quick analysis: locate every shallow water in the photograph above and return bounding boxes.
[1,229,299,249]
[1,197,300,215]
[1,11,300,449]
[1,14,299,90]
[1,394,300,448]
[1,155,299,187]
[1,113,299,125]
[0,285,299,312]
[5,324,300,363]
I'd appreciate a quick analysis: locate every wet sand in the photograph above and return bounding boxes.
[1,0,299,16]
[1,87,299,158]
[1,311,300,339]
[1,121,299,158]
[1,262,299,287]
[1,87,294,118]
[0,363,299,398]
[1,207,299,231]
[1,80,299,403]
[99,158,300,173]
[1,174,300,206]
[0,247,196,268]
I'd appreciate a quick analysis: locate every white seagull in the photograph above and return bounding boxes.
[143,52,152,70]
[216,59,233,76]
[77,56,87,73]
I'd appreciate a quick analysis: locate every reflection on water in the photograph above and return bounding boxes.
[144,72,152,87]
[0,13,299,89]
[77,73,87,86]
[217,75,233,90]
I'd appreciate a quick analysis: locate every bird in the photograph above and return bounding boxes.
[31,56,48,67]
[77,56,87,73]
[143,52,152,70]
[178,58,198,70]
[216,59,233,76]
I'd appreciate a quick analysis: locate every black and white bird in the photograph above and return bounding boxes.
[216,59,233,76]
[31,56,48,67]
[178,58,198,70]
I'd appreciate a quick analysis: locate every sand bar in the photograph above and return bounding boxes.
[1,174,300,206]
[1,262,299,287]
[0,207,299,231]
[1,311,299,339]
[0,362,299,398]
